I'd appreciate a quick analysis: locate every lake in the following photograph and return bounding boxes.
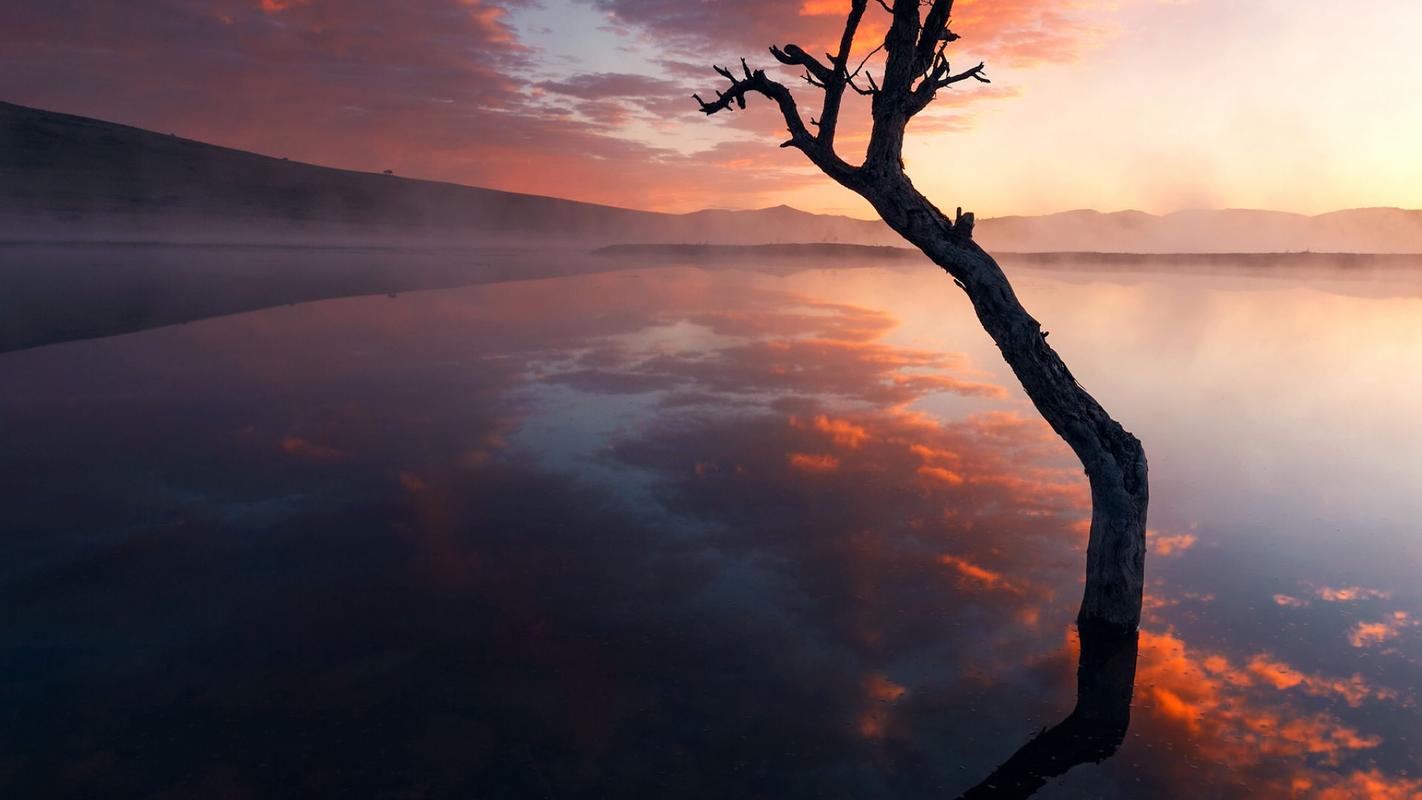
[1,252,1419,797]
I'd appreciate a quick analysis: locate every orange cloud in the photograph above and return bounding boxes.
[1317,586,1391,602]
[909,443,962,465]
[1347,612,1417,649]
[792,414,873,448]
[1137,630,1389,774]
[1147,529,1198,556]
[918,465,966,486]
[793,0,1116,69]
[788,452,841,472]
[940,554,1021,594]
[798,0,847,15]
[952,0,1119,66]
[1306,769,1422,800]
[1244,655,1388,708]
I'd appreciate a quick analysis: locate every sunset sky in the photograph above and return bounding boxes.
[3,0,1419,218]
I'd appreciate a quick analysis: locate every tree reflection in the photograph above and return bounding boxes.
[957,627,1139,799]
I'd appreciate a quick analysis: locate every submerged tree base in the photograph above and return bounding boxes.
[958,627,1141,799]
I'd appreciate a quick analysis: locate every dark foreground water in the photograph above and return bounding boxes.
[1,255,1420,798]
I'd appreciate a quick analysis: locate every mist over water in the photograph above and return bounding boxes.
[1,253,1419,797]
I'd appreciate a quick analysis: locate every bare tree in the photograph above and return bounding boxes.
[695,0,1147,632]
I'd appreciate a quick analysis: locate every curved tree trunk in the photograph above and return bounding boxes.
[693,0,1148,632]
[857,173,1149,632]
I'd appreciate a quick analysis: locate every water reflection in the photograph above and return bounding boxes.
[958,629,1138,799]
[0,243,616,352]
[1,262,1419,797]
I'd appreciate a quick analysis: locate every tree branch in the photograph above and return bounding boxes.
[695,1,986,177]
[908,59,988,116]
[694,59,797,124]
[846,71,878,96]
[693,58,858,184]
[769,44,833,84]
[937,61,989,88]
[814,0,869,147]
[914,0,958,75]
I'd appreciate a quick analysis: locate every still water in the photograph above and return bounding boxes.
[1,255,1419,797]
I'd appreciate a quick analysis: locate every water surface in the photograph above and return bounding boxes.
[1,255,1419,797]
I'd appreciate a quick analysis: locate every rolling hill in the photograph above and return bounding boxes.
[0,101,897,247]
[4,100,1422,252]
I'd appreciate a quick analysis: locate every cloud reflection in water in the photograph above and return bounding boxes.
[0,266,1418,798]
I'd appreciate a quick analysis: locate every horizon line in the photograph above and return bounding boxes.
[5,98,1422,224]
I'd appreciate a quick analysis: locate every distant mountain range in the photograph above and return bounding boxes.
[4,100,1422,253]
[981,207,1422,255]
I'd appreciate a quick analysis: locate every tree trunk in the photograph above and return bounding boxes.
[856,172,1148,632]
[691,8,1147,630]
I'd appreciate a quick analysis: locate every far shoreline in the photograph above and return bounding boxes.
[593,242,1422,266]
[6,238,1422,265]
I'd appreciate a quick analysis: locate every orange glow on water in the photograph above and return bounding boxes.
[857,672,908,739]
[939,554,1020,595]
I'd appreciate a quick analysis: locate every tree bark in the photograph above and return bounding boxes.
[848,172,1148,633]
